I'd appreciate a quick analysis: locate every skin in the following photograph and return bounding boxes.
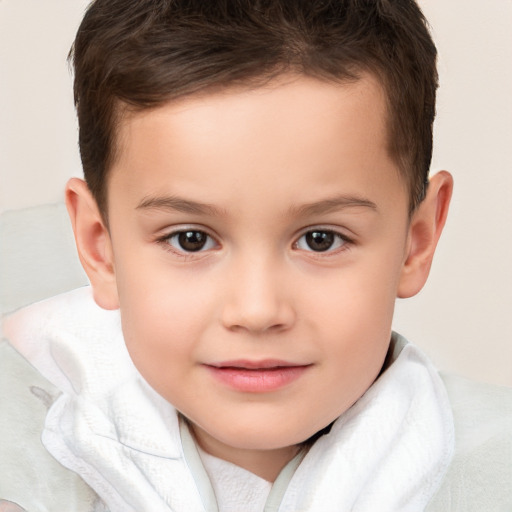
[66,74,452,482]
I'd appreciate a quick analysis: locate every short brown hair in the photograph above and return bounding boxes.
[70,0,438,216]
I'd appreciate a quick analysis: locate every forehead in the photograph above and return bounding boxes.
[116,73,387,148]
[108,74,406,215]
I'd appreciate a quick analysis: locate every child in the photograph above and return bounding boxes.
[1,0,510,511]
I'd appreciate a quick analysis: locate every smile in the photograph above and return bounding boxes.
[204,360,312,393]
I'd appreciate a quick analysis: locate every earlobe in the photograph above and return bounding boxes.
[65,178,120,310]
[397,171,453,298]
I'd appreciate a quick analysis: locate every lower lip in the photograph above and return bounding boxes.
[205,365,310,393]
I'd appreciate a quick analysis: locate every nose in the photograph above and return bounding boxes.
[220,254,296,334]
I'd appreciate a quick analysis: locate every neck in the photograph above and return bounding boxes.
[188,422,302,482]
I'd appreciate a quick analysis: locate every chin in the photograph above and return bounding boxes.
[211,422,321,452]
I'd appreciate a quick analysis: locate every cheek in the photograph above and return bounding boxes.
[113,260,213,384]
[115,245,214,324]
[302,248,403,378]
[118,298,201,404]
[304,254,400,332]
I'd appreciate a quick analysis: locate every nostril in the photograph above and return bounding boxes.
[221,305,296,334]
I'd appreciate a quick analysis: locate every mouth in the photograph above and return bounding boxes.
[204,360,312,392]
[209,359,306,370]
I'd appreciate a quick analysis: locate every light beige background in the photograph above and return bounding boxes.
[1,1,511,385]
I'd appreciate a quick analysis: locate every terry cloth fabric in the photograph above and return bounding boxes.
[3,286,455,512]
[184,418,306,512]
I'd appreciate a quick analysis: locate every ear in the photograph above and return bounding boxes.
[65,178,119,310]
[397,171,453,298]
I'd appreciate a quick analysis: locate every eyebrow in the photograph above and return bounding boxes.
[290,195,378,217]
[136,195,224,216]
[136,194,378,218]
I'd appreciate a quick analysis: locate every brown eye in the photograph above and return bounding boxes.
[167,230,215,252]
[306,231,335,251]
[295,230,348,253]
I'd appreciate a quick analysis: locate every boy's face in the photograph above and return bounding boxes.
[100,75,416,466]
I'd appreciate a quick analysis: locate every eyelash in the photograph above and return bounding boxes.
[156,227,354,258]
[293,229,353,255]
[156,228,219,259]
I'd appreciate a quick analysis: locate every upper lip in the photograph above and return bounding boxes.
[207,359,310,370]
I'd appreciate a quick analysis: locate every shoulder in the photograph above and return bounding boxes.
[0,340,104,512]
[427,373,512,511]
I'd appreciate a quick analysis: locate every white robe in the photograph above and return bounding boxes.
[1,287,511,511]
